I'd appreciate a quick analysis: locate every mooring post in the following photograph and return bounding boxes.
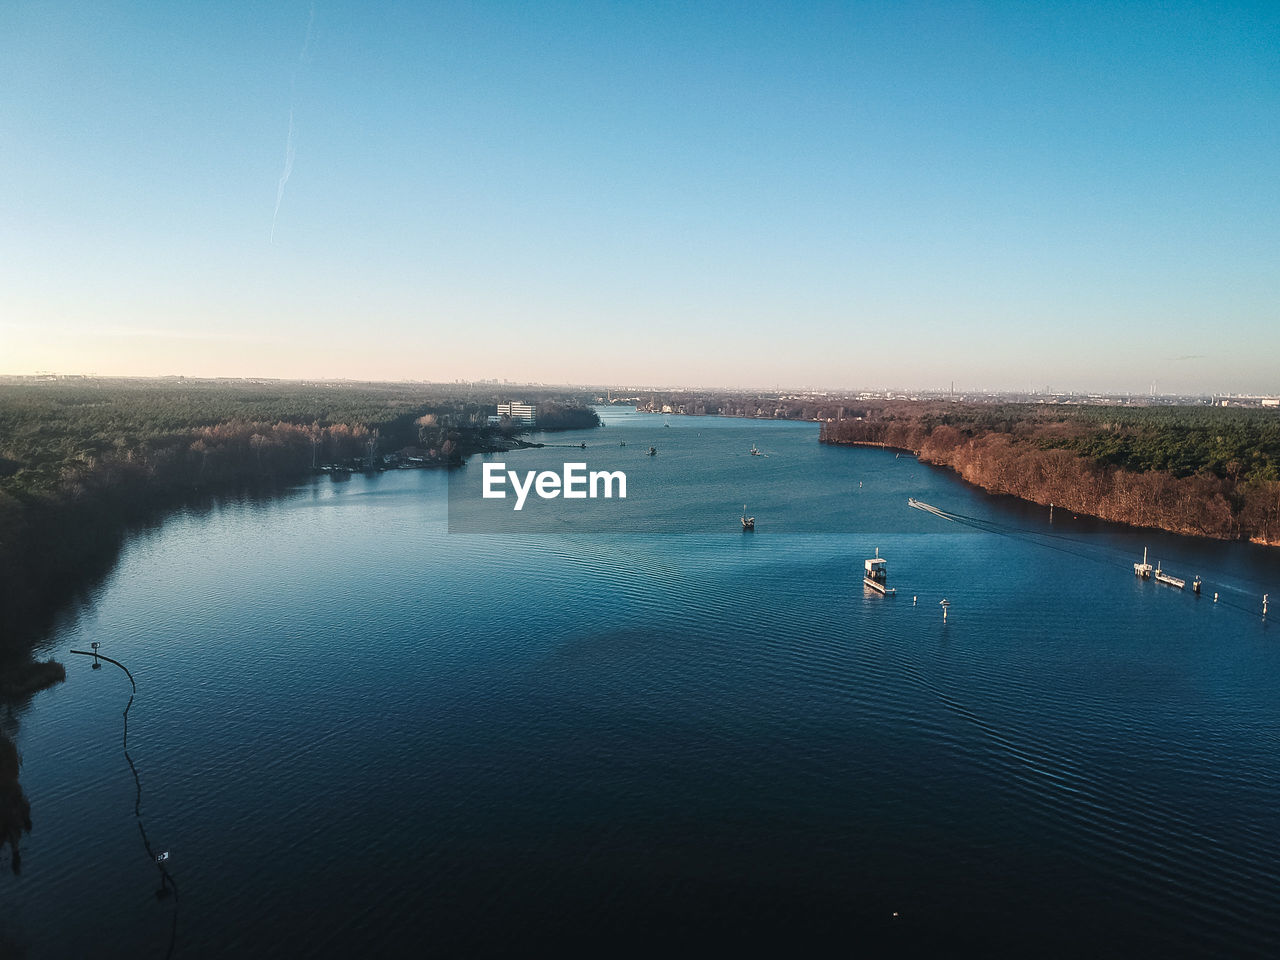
[940,598,950,622]
[91,641,101,669]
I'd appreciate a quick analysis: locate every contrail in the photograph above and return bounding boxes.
[270,109,296,244]
[270,4,315,244]
[299,2,315,62]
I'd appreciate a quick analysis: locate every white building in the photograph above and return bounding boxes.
[496,401,536,424]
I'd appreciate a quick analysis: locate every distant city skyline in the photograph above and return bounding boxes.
[3,1,1277,394]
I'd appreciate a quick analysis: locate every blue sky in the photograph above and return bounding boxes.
[2,1,1276,392]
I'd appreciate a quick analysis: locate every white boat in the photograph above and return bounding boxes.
[863,548,896,595]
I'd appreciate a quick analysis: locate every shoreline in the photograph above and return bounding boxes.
[823,437,1280,548]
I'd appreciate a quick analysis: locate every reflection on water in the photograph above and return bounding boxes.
[0,731,31,874]
[0,483,311,882]
[4,483,309,661]
[0,483,303,952]
[0,661,66,875]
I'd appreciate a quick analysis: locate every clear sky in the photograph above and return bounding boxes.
[2,1,1276,393]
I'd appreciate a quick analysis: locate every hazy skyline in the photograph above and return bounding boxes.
[3,1,1277,393]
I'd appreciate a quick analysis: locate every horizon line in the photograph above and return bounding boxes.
[1,371,1276,400]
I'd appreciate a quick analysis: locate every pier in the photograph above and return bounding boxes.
[1134,547,1153,579]
[1154,563,1185,589]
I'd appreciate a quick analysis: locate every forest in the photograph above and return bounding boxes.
[821,402,1280,545]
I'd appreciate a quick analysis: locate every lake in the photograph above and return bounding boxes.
[5,408,1280,957]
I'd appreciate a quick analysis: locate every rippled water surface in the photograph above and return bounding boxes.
[6,409,1280,957]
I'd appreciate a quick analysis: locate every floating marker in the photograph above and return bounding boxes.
[940,598,950,622]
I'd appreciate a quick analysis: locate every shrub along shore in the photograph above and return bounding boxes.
[821,402,1280,545]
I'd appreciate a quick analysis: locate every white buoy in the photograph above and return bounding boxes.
[940,598,950,622]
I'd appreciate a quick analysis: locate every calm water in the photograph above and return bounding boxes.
[5,409,1280,957]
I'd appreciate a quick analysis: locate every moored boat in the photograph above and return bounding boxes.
[863,548,896,595]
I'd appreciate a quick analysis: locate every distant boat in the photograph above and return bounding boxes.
[750,443,761,456]
[741,505,755,531]
[648,446,657,456]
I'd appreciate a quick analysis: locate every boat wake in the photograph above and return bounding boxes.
[907,498,1272,620]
